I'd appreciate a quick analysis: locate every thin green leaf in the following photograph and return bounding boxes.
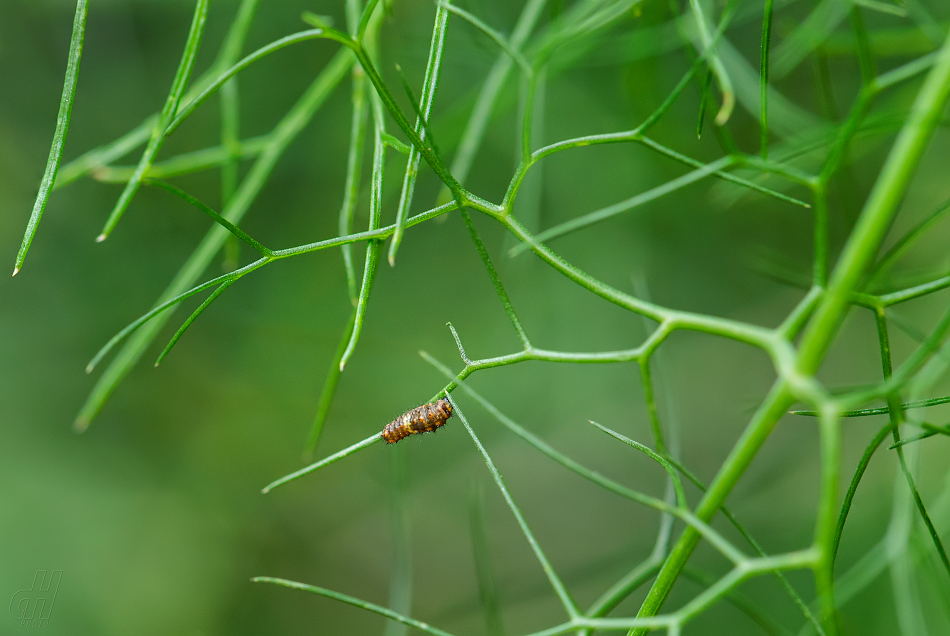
[760,0,774,158]
[688,0,734,125]
[393,64,441,158]
[98,0,209,240]
[14,0,88,276]
[449,396,581,619]
[388,2,451,266]
[76,50,353,431]
[460,208,530,346]
[871,196,950,283]
[340,115,385,372]
[54,118,154,190]
[438,0,547,205]
[831,421,892,571]
[384,445,412,636]
[164,29,327,137]
[262,432,383,493]
[440,2,532,75]
[896,428,950,582]
[54,0,261,191]
[304,308,357,455]
[530,134,810,208]
[588,421,687,509]
[381,133,411,154]
[697,68,713,138]
[852,0,906,17]
[423,353,747,564]
[850,6,877,87]
[681,567,793,636]
[300,11,334,29]
[875,310,950,581]
[893,422,950,582]
[252,577,455,636]
[84,259,266,377]
[84,198,458,386]
[663,454,824,633]
[509,157,734,257]
[469,483,506,636]
[357,0,383,43]
[221,84,241,271]
[154,280,235,366]
[791,394,950,417]
[339,68,369,303]
[145,180,272,256]
[89,136,270,183]
[218,0,261,271]
[888,421,950,449]
[772,0,852,78]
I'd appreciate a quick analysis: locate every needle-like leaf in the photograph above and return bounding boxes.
[14,0,88,276]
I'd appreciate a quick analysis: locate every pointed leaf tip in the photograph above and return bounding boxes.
[95,233,107,243]
[73,417,89,433]
[12,265,19,277]
[714,92,736,127]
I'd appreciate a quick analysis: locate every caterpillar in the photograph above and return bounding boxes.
[382,397,453,443]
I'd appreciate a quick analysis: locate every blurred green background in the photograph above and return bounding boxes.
[2,0,950,634]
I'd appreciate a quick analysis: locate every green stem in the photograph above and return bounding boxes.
[830,420,892,570]
[760,0,775,159]
[339,68,369,303]
[216,0,257,272]
[75,50,354,430]
[252,577,454,636]
[14,0,88,276]
[875,310,950,579]
[388,3,451,266]
[98,0,209,240]
[165,29,325,136]
[304,308,357,455]
[631,31,950,634]
[340,113,385,371]
[452,399,581,619]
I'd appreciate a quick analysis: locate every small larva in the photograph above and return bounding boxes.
[382,398,453,444]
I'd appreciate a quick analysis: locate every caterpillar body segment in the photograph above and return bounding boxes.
[382,398,453,443]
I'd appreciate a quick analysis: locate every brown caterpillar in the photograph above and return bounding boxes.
[382,398,453,443]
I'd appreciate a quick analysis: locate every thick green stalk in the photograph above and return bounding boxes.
[631,30,950,635]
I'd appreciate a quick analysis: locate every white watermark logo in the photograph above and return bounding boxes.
[9,571,62,628]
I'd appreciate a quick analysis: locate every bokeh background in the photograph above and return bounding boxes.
[2,0,950,634]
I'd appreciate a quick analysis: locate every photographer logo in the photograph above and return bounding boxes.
[9,571,61,628]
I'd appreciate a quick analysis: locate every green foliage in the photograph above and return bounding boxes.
[13,0,950,634]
